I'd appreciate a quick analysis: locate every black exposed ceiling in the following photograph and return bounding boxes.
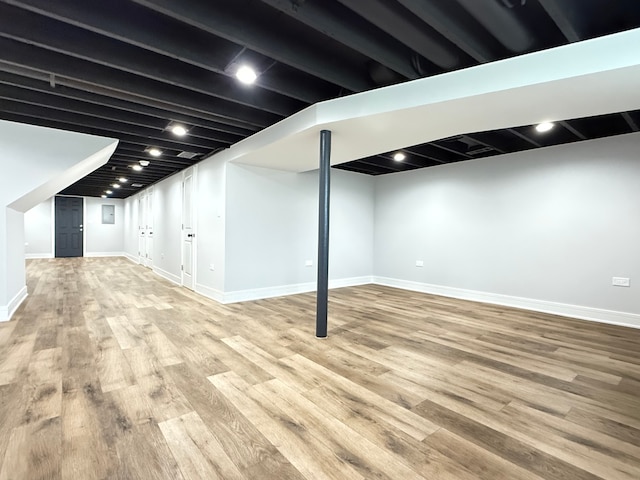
[1,0,639,198]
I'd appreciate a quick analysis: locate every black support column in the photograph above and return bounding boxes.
[316,129,331,338]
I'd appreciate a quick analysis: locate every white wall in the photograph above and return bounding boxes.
[24,197,125,258]
[84,197,124,256]
[0,207,26,320]
[374,132,640,325]
[195,157,227,298]
[123,194,139,260]
[24,198,54,258]
[151,173,183,283]
[223,163,374,300]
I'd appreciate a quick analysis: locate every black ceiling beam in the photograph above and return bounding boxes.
[403,147,448,164]
[0,63,262,135]
[130,0,371,92]
[0,84,242,144]
[110,155,198,170]
[621,112,639,132]
[335,0,462,69]
[0,69,257,136]
[537,0,582,43]
[455,0,536,53]
[396,0,496,63]
[0,111,213,154]
[507,128,541,147]
[560,120,587,140]
[0,38,279,128]
[464,133,507,154]
[0,4,303,117]
[258,0,417,79]
[1,0,333,104]
[0,99,225,150]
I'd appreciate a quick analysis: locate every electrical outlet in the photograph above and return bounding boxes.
[209,264,215,271]
[612,277,630,287]
[305,260,313,267]
[416,260,424,267]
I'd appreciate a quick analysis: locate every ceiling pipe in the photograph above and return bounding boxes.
[335,0,461,69]
[455,0,535,52]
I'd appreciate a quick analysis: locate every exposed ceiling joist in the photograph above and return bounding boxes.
[130,0,371,91]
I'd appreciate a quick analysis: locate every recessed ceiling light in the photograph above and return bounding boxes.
[139,160,150,167]
[171,124,188,136]
[147,147,162,157]
[105,190,113,194]
[131,165,143,171]
[119,177,128,183]
[535,122,555,133]
[101,195,107,198]
[236,65,257,85]
[112,184,121,189]
[393,152,406,162]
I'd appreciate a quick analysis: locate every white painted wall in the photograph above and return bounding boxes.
[0,207,26,319]
[123,194,139,261]
[374,132,640,325]
[84,197,125,256]
[24,198,54,258]
[195,157,227,298]
[24,197,125,258]
[223,163,374,299]
[151,173,183,284]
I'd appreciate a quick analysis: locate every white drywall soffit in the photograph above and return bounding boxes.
[1,120,118,212]
[220,28,640,172]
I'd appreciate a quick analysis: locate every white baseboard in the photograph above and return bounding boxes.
[123,253,140,264]
[153,266,182,286]
[85,251,127,258]
[195,283,225,303]
[0,286,28,322]
[221,276,374,304]
[25,253,54,259]
[373,276,640,330]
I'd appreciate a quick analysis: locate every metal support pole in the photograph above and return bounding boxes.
[316,129,331,338]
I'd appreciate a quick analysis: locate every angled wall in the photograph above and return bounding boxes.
[0,120,117,320]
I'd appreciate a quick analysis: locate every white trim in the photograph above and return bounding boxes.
[25,253,54,259]
[153,266,182,286]
[0,286,28,322]
[123,252,139,264]
[221,276,374,304]
[373,276,640,330]
[195,283,225,303]
[84,252,126,258]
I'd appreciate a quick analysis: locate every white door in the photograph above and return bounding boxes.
[138,193,146,265]
[182,169,195,289]
[145,188,154,267]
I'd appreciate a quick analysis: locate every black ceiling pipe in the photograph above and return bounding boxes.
[455,0,535,52]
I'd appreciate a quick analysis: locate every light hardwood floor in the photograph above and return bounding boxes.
[1,257,639,479]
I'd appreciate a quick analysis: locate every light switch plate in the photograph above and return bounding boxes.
[416,260,424,267]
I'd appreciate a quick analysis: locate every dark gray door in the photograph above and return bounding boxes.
[55,196,83,258]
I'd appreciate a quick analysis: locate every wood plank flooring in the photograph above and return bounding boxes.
[1,257,640,479]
